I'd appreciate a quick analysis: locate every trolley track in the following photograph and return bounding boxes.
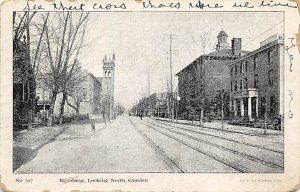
[129,119,184,173]
[142,120,283,171]
[147,119,283,154]
[131,118,250,173]
[134,118,283,172]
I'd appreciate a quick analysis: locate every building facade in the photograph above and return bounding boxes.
[79,73,102,116]
[176,30,246,120]
[227,35,284,128]
[149,92,169,118]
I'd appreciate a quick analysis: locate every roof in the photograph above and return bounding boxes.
[96,77,103,83]
[227,36,283,66]
[217,30,228,38]
[175,49,243,76]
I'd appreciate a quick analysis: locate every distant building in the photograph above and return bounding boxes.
[36,54,116,122]
[149,92,169,118]
[227,34,284,128]
[176,30,247,120]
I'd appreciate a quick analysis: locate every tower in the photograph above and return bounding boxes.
[102,54,115,119]
[216,30,231,51]
[102,54,115,97]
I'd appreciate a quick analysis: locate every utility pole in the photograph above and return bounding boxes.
[168,34,177,122]
[169,34,173,122]
[148,73,151,117]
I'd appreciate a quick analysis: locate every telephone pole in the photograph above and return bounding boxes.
[167,34,177,122]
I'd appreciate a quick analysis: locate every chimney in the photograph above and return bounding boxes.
[232,38,242,55]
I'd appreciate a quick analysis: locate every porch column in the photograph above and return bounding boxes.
[240,98,244,117]
[248,97,252,120]
[256,97,259,118]
[233,99,237,118]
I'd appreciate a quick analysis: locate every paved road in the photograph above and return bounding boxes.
[15,116,283,173]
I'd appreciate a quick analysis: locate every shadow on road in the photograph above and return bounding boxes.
[13,126,69,172]
[13,147,38,171]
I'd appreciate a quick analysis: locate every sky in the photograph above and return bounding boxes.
[77,12,283,109]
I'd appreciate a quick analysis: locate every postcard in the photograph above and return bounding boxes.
[0,0,299,191]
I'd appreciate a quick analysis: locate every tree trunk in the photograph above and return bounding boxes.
[59,91,68,124]
[200,108,203,126]
[27,83,36,129]
[48,91,57,126]
[75,102,80,115]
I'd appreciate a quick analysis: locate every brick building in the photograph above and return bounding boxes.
[227,34,284,128]
[176,30,247,120]
[149,92,169,118]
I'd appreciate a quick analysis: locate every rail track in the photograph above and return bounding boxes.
[132,118,283,173]
[131,119,251,172]
[148,119,283,154]
[129,119,184,173]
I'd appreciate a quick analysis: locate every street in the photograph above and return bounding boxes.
[14,116,283,173]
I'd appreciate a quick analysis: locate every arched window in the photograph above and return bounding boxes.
[108,71,111,78]
[105,71,107,77]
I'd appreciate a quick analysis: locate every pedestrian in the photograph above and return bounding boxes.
[91,121,96,132]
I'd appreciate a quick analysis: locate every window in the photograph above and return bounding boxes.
[268,70,274,86]
[240,79,243,90]
[231,68,234,76]
[235,65,238,75]
[268,50,273,64]
[254,56,258,69]
[243,78,248,89]
[254,74,258,88]
[239,61,248,73]
[234,80,237,91]
[240,63,243,73]
[231,82,233,92]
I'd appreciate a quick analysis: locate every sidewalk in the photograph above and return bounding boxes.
[13,118,108,171]
[152,117,283,136]
[13,119,106,150]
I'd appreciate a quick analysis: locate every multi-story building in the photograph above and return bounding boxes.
[176,30,247,120]
[79,73,102,116]
[36,72,102,118]
[149,92,169,118]
[227,35,284,128]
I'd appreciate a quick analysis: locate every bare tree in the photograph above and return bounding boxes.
[36,12,89,126]
[65,64,88,115]
[191,32,216,125]
[99,94,111,124]
[200,32,217,55]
